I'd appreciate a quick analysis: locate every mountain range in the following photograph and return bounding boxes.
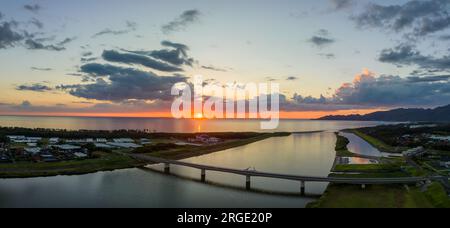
[317,104,450,122]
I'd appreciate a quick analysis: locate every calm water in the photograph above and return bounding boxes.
[0,117,389,208]
[340,132,382,157]
[0,115,384,133]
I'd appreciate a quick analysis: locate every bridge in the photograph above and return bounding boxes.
[131,154,431,196]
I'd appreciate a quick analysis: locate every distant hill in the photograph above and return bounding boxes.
[317,104,450,122]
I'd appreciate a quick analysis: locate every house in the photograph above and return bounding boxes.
[94,143,115,149]
[107,142,142,149]
[113,138,135,143]
[189,135,221,144]
[96,138,108,143]
[25,147,41,155]
[140,138,151,145]
[49,138,60,144]
[74,152,88,159]
[403,147,426,157]
[27,143,37,147]
[40,153,58,162]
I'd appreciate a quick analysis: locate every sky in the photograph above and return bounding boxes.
[0,0,449,118]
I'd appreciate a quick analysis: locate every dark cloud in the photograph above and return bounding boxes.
[16,83,52,92]
[309,36,335,47]
[30,18,43,29]
[102,50,183,72]
[92,29,128,38]
[407,75,450,83]
[124,40,194,67]
[308,30,335,47]
[58,63,188,102]
[0,21,24,49]
[318,53,336,59]
[82,51,93,57]
[379,44,450,71]
[280,69,450,111]
[286,76,299,81]
[162,9,201,34]
[57,37,76,46]
[330,0,354,10]
[92,21,137,38]
[353,0,450,37]
[31,67,52,71]
[25,39,65,51]
[201,65,228,72]
[24,4,41,13]
[81,57,97,63]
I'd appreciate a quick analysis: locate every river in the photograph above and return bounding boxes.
[0,117,389,208]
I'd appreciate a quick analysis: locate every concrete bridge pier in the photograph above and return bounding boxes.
[201,169,206,182]
[301,181,306,196]
[164,163,170,174]
[246,175,251,190]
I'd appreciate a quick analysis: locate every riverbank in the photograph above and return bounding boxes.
[0,152,145,178]
[0,132,289,179]
[309,132,450,208]
[136,132,290,160]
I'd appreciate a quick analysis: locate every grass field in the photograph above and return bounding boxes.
[307,183,449,208]
[348,130,401,153]
[0,152,144,178]
[137,132,291,160]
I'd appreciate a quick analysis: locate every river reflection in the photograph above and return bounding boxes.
[340,132,382,157]
[147,132,336,195]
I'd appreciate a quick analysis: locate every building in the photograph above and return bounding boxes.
[8,136,42,143]
[113,138,135,143]
[107,142,142,149]
[403,147,426,157]
[188,135,221,144]
[53,144,81,151]
[96,138,108,143]
[49,138,60,144]
[25,147,41,155]
[140,138,151,145]
[94,143,115,149]
[74,152,88,159]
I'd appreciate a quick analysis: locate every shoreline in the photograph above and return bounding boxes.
[0,132,290,179]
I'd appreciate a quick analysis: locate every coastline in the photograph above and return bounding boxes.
[0,132,290,179]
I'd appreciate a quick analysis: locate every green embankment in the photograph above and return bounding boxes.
[308,130,449,208]
[308,183,449,208]
[348,130,399,153]
[135,132,291,160]
[0,152,144,178]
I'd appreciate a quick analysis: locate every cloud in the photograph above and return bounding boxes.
[318,53,336,59]
[280,69,450,111]
[31,67,52,71]
[201,65,228,72]
[353,0,450,37]
[58,63,188,102]
[330,0,354,10]
[379,44,450,71]
[16,83,52,92]
[24,4,41,13]
[0,21,24,49]
[286,76,299,81]
[123,40,194,67]
[57,37,76,46]
[30,18,43,29]
[308,30,335,47]
[25,39,65,51]
[102,50,183,72]
[162,9,201,34]
[92,21,137,38]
